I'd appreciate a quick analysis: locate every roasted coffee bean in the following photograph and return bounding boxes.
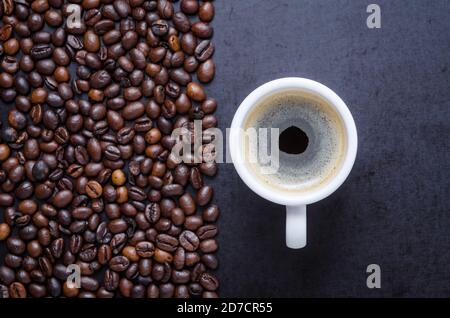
[192,22,213,39]
[144,203,161,223]
[117,127,135,144]
[7,237,26,255]
[109,256,130,272]
[173,247,185,270]
[151,20,169,37]
[191,263,206,282]
[195,40,215,62]
[9,282,27,298]
[135,241,155,258]
[85,180,102,198]
[0,266,15,285]
[179,193,196,215]
[197,225,218,240]
[81,276,99,292]
[105,144,121,161]
[197,59,215,83]
[190,167,203,189]
[122,245,139,263]
[173,12,190,33]
[0,223,11,241]
[114,0,131,18]
[156,234,178,252]
[108,219,128,234]
[111,169,126,186]
[189,283,203,296]
[199,239,218,253]
[201,254,218,270]
[181,32,197,55]
[53,190,73,208]
[199,272,219,291]
[196,185,213,206]
[179,230,199,252]
[172,269,190,284]
[187,82,206,102]
[98,244,112,265]
[170,68,191,86]
[154,248,173,263]
[181,0,199,15]
[104,269,119,291]
[203,204,220,223]
[123,101,145,120]
[185,215,203,231]
[161,184,184,197]
[47,278,62,297]
[199,2,215,22]
[72,207,94,220]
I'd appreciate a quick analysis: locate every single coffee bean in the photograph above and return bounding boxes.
[0,266,15,285]
[185,215,203,231]
[197,225,218,240]
[199,2,215,22]
[98,244,112,265]
[201,254,218,270]
[7,237,26,255]
[0,223,11,241]
[122,246,139,262]
[151,20,169,37]
[197,59,215,83]
[108,219,128,234]
[32,160,49,181]
[199,272,219,291]
[173,12,191,33]
[104,269,119,292]
[53,190,73,208]
[154,248,173,263]
[109,256,130,272]
[195,40,215,62]
[203,204,220,223]
[85,180,102,198]
[200,162,218,176]
[192,22,213,39]
[144,203,161,223]
[180,0,199,15]
[196,185,213,206]
[187,82,206,102]
[199,239,218,253]
[179,230,199,252]
[9,282,27,298]
[161,184,184,197]
[135,241,155,258]
[105,144,121,161]
[156,234,179,252]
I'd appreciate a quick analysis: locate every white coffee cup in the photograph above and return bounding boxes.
[229,78,357,249]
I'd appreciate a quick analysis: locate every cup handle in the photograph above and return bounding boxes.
[286,205,307,249]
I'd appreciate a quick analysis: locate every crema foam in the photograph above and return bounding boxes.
[242,90,347,194]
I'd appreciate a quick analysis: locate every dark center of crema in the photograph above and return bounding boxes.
[279,126,309,154]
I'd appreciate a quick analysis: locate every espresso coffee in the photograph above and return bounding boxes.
[242,90,347,193]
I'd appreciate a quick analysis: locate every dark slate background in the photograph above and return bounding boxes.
[1,0,449,298]
[210,0,450,297]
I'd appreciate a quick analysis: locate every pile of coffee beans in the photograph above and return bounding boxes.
[0,0,219,298]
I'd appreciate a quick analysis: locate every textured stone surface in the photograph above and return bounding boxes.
[210,0,450,297]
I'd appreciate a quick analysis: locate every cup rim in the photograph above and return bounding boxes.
[229,77,358,206]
